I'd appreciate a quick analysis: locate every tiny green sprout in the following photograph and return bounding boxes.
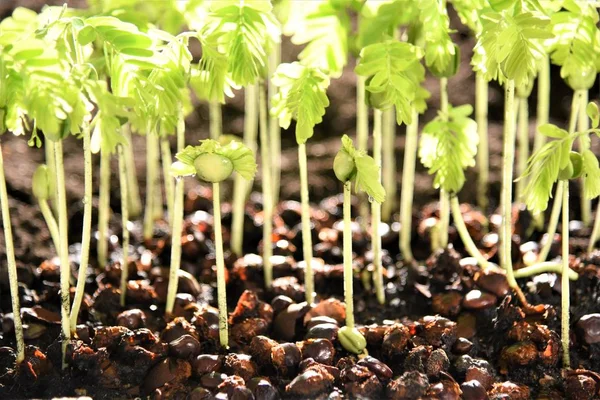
[32,164,55,201]
[334,134,384,350]
[171,139,256,348]
[338,326,367,355]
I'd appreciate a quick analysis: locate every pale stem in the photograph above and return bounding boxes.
[54,139,71,367]
[561,179,571,368]
[450,195,489,269]
[269,41,282,206]
[476,72,489,212]
[532,56,550,229]
[259,82,273,286]
[399,108,418,262]
[39,199,60,253]
[165,178,184,315]
[118,145,130,307]
[97,148,111,266]
[143,132,158,240]
[382,107,396,221]
[123,126,142,219]
[160,137,174,227]
[213,182,229,348]
[515,96,529,201]
[501,79,518,289]
[588,202,600,253]
[299,142,314,304]
[356,72,369,229]
[209,100,222,140]
[438,77,450,248]
[514,261,578,280]
[45,139,58,218]
[343,181,354,328]
[0,141,24,363]
[231,84,258,255]
[578,90,591,226]
[372,109,385,305]
[70,126,93,331]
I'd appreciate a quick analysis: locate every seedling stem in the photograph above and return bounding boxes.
[372,109,384,305]
[259,82,274,286]
[299,141,314,304]
[399,108,418,262]
[118,144,130,307]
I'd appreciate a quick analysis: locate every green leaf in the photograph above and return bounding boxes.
[77,25,97,46]
[450,0,489,34]
[355,39,425,124]
[419,104,479,193]
[418,0,458,77]
[170,161,196,177]
[271,62,330,144]
[582,149,600,200]
[538,123,568,139]
[357,0,418,49]
[586,102,599,129]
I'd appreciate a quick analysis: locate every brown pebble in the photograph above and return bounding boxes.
[192,354,223,377]
[169,334,201,359]
[460,380,487,400]
[357,356,393,380]
[419,316,458,349]
[304,298,346,325]
[300,339,335,365]
[345,374,383,399]
[189,387,214,400]
[231,318,269,345]
[457,313,477,339]
[271,343,301,377]
[382,324,411,359]
[161,317,198,343]
[270,295,293,314]
[223,354,258,383]
[143,358,191,394]
[249,336,278,367]
[217,374,246,397]
[306,323,339,342]
[248,377,279,400]
[116,309,146,330]
[273,302,310,341]
[576,314,600,344]
[489,381,530,400]
[475,269,510,298]
[465,366,494,390]
[452,337,473,354]
[286,365,335,397]
[425,379,462,400]
[432,292,463,317]
[305,316,338,330]
[386,371,429,400]
[200,372,227,390]
[564,374,597,400]
[500,341,538,369]
[425,349,449,377]
[462,290,497,310]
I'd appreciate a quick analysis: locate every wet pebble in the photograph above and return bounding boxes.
[192,354,223,377]
[357,356,393,380]
[425,379,462,399]
[231,318,270,345]
[382,324,411,359]
[500,341,538,368]
[270,295,293,314]
[306,322,339,342]
[169,334,201,359]
[200,372,227,390]
[452,337,473,354]
[432,292,463,317]
[300,338,335,365]
[305,316,338,330]
[460,380,487,400]
[462,290,497,310]
[419,316,457,349]
[223,354,258,383]
[576,314,600,344]
[286,364,335,398]
[304,298,346,325]
[271,343,301,377]
[247,377,279,400]
[475,269,510,298]
[249,336,278,367]
[489,381,530,400]
[189,387,214,400]
[425,349,450,377]
[564,374,597,400]
[143,358,191,394]
[386,371,429,400]
[465,366,494,390]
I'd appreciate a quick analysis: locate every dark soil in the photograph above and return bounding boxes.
[1,1,600,399]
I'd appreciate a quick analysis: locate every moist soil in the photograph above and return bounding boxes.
[1,1,600,399]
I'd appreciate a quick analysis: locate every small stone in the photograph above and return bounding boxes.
[189,387,214,400]
[419,316,457,349]
[249,336,278,367]
[305,316,338,330]
[465,366,494,390]
[143,358,191,394]
[425,349,449,378]
[271,343,301,377]
[425,379,462,400]
[489,381,530,400]
[286,365,335,398]
[452,338,473,354]
[500,341,538,368]
[576,314,600,344]
[306,323,339,342]
[462,290,497,310]
[564,374,597,400]
[248,378,279,400]
[432,292,463,317]
[169,334,201,359]
[192,354,223,377]
[223,354,258,383]
[386,371,429,400]
[382,324,411,359]
[357,356,393,380]
[475,269,510,298]
[200,372,227,390]
[230,318,269,345]
[270,295,294,314]
[460,380,487,400]
[304,299,346,325]
[457,313,477,339]
[300,339,335,365]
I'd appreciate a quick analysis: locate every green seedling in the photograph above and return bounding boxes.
[171,139,257,348]
[32,164,60,253]
[334,134,385,354]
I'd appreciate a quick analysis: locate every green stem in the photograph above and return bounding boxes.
[501,79,518,289]
[0,141,24,364]
[538,181,564,263]
[589,201,600,253]
[438,77,449,249]
[299,142,314,304]
[538,92,581,262]
[161,137,174,227]
[515,96,529,201]
[118,144,130,307]
[578,90,591,226]
[69,126,92,331]
[153,141,163,221]
[54,139,71,367]
[123,126,142,219]
[343,181,354,328]
[476,72,489,212]
[450,195,489,268]
[143,133,158,241]
[213,182,229,348]
[166,109,186,315]
[166,178,184,315]
[259,82,273,287]
[39,199,60,253]
[399,108,418,262]
[45,139,58,218]
[209,100,222,140]
[382,108,396,221]
[561,179,570,368]
[269,42,281,207]
[231,84,258,255]
[532,56,550,229]
[514,261,578,280]
[372,109,384,305]
[357,73,369,229]
[97,148,110,266]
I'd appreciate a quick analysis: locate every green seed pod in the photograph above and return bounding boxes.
[194,153,234,183]
[333,150,357,183]
[567,65,596,91]
[570,151,584,179]
[558,160,574,181]
[32,164,55,200]
[338,326,367,354]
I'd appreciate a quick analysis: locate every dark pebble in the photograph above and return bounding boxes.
[432,292,463,317]
[305,316,339,330]
[382,324,410,359]
[306,323,339,342]
[489,381,530,400]
[249,336,278,367]
[201,372,227,390]
[576,314,600,344]
[500,341,538,367]
[231,318,270,345]
[192,354,223,377]
[461,380,488,400]
[270,295,294,314]
[286,365,335,398]
[452,338,473,354]
[465,366,494,390]
[425,349,449,377]
[564,374,597,400]
[229,386,254,400]
[223,354,258,383]
[357,356,393,380]
[387,371,429,400]
[248,378,279,400]
[169,334,201,359]
[425,379,462,400]
[475,269,510,298]
[189,387,214,400]
[300,338,335,365]
[462,290,497,310]
[273,302,310,341]
[143,358,191,394]
[345,374,383,399]
[271,343,301,376]
[419,316,457,349]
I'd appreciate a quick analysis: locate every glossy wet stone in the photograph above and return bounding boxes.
[223,354,257,383]
[489,381,530,400]
[192,354,223,377]
[357,356,393,380]
[432,292,463,317]
[300,339,335,365]
[460,380,487,400]
[564,374,597,400]
[249,336,278,367]
[462,290,497,310]
[142,358,192,394]
[452,337,473,354]
[116,309,146,330]
[475,269,510,298]
[248,378,279,400]
[270,343,301,377]
[576,314,600,344]
[500,341,538,368]
[382,324,410,359]
[286,364,335,398]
